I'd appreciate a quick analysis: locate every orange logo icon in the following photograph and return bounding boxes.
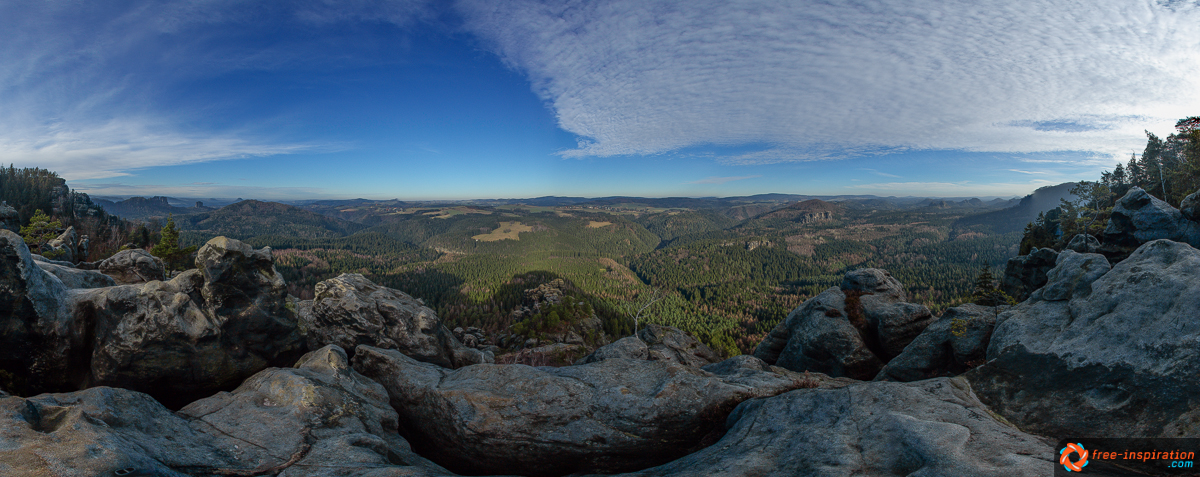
[1060,443,1089,472]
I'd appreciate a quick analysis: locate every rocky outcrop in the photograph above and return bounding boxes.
[753,269,932,379]
[97,248,166,284]
[999,247,1058,302]
[874,304,1001,382]
[0,234,302,406]
[0,230,74,394]
[0,203,18,232]
[502,278,611,351]
[353,345,810,476]
[632,378,1053,476]
[1066,232,1100,252]
[968,241,1200,438]
[1103,186,1200,250]
[1182,187,1200,222]
[578,324,721,367]
[0,346,450,477]
[300,273,490,368]
[33,259,116,289]
[43,226,79,263]
[69,236,304,408]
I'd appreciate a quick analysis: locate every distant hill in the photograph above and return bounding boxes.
[178,200,366,243]
[95,196,212,219]
[754,199,841,223]
[953,182,1079,233]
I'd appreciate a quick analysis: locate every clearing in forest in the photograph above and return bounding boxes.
[586,221,612,228]
[472,221,534,241]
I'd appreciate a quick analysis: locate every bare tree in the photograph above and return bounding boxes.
[627,288,666,334]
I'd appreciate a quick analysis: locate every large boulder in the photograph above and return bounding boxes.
[301,273,491,368]
[98,248,166,284]
[352,345,810,476]
[753,269,932,379]
[0,230,75,395]
[999,247,1058,302]
[632,378,1053,476]
[33,259,116,289]
[968,241,1200,438]
[1181,187,1200,222]
[0,345,450,477]
[1104,186,1200,249]
[577,324,721,367]
[65,236,304,408]
[875,304,1001,382]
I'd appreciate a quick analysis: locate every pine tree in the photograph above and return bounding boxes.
[19,209,63,258]
[971,268,1014,307]
[150,216,197,271]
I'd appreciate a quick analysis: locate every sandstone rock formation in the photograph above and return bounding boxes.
[43,226,79,263]
[999,247,1058,302]
[32,257,116,289]
[968,241,1200,438]
[299,273,491,368]
[1,233,303,407]
[1103,186,1200,252]
[353,345,809,476]
[0,345,450,477]
[0,203,18,232]
[0,230,74,394]
[1182,187,1200,222]
[1065,232,1100,252]
[577,324,722,368]
[70,236,304,407]
[875,303,1000,382]
[629,378,1053,476]
[753,269,932,379]
[97,248,166,284]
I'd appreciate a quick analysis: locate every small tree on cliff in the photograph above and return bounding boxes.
[971,268,1015,307]
[150,216,196,271]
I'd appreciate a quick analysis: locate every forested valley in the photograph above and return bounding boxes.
[4,164,1085,357]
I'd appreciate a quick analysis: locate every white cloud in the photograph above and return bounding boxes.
[687,175,761,184]
[456,0,1200,162]
[847,179,1059,196]
[0,1,430,180]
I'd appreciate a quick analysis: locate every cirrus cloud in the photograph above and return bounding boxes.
[456,0,1200,164]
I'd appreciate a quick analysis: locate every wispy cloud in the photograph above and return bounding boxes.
[0,1,431,180]
[687,175,761,185]
[1008,169,1050,175]
[861,168,903,179]
[457,0,1200,162]
[847,180,1058,196]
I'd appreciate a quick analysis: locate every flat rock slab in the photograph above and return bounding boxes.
[0,345,451,477]
[353,345,809,477]
[619,378,1054,477]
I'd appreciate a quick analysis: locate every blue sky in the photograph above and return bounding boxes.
[2,1,1199,201]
